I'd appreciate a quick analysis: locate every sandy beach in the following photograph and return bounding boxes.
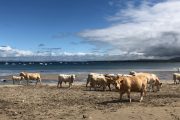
[0,74,179,120]
[1,0,180,119]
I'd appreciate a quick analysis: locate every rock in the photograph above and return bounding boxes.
[83,114,92,119]
[0,79,7,82]
[12,111,18,116]
[83,114,88,119]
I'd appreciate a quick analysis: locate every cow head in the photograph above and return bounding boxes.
[114,77,124,90]
[156,82,162,91]
[19,72,26,77]
[155,79,162,91]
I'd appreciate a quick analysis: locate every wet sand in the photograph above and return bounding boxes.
[0,74,180,120]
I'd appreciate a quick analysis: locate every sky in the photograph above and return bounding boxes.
[0,0,180,61]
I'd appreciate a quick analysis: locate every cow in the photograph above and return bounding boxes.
[12,76,24,84]
[104,74,119,91]
[19,72,41,85]
[115,75,148,102]
[57,74,76,88]
[173,73,180,84]
[86,73,107,91]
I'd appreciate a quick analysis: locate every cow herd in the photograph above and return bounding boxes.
[12,71,180,102]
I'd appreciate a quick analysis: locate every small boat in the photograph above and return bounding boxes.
[5,62,9,65]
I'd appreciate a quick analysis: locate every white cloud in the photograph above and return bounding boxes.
[0,46,33,57]
[79,0,180,59]
[0,45,103,61]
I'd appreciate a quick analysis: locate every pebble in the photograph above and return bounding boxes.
[83,114,88,119]
[83,114,92,119]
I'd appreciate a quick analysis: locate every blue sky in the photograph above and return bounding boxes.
[0,0,114,52]
[1,0,180,61]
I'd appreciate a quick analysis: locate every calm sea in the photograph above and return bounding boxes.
[0,61,180,81]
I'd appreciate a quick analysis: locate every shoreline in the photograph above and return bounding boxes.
[0,72,175,86]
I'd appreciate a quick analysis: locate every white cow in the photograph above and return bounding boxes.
[12,76,24,84]
[57,74,76,88]
[173,73,180,84]
[86,73,107,91]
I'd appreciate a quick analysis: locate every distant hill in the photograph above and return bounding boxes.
[168,57,180,62]
[1,56,180,62]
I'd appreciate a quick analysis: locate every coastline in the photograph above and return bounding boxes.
[0,70,176,86]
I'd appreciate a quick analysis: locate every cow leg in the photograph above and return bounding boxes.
[139,91,144,102]
[35,80,38,86]
[102,82,106,91]
[144,88,147,96]
[93,83,97,91]
[107,83,111,91]
[140,85,146,102]
[39,78,42,86]
[103,85,106,91]
[19,80,21,85]
[60,81,62,88]
[90,82,92,91]
[94,84,97,91]
[119,91,125,102]
[86,78,89,88]
[174,79,177,84]
[13,79,15,85]
[152,84,155,92]
[127,89,131,103]
[177,79,180,84]
[147,84,151,92]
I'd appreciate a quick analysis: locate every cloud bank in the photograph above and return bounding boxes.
[79,0,180,59]
[0,45,103,61]
[0,46,33,57]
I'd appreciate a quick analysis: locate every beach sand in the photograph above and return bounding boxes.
[0,74,180,120]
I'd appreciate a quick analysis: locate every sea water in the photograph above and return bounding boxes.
[0,61,180,81]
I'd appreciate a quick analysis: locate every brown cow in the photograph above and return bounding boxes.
[19,72,41,85]
[115,75,148,102]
